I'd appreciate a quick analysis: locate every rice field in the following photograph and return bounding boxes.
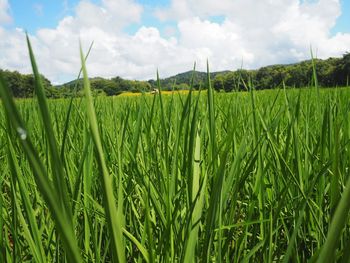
[118,90,193,97]
[1,40,350,262]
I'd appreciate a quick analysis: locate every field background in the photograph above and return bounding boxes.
[2,69,350,262]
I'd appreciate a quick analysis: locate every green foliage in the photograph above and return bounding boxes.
[150,70,229,91]
[213,55,350,91]
[1,39,350,262]
[334,53,350,85]
[2,79,350,261]
[2,53,349,98]
[61,76,152,96]
[0,69,52,98]
[213,69,256,91]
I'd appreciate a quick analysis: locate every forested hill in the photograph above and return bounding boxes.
[59,76,152,97]
[0,69,58,98]
[0,53,349,98]
[212,54,349,91]
[148,70,231,90]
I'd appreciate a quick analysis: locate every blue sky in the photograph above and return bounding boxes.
[6,0,349,35]
[331,0,350,34]
[8,0,169,34]
[0,0,349,83]
[8,1,72,32]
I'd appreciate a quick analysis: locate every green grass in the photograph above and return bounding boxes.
[1,38,350,262]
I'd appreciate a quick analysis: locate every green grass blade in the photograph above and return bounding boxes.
[0,60,82,263]
[318,174,350,262]
[7,136,46,263]
[206,61,217,170]
[80,44,125,263]
[26,35,71,212]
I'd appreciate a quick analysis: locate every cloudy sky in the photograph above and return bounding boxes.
[0,0,349,84]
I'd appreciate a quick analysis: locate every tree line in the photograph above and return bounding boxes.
[1,53,349,98]
[213,53,350,92]
[61,76,152,97]
[0,69,56,98]
[0,70,152,98]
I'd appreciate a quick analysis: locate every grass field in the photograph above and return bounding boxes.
[118,90,193,97]
[1,41,350,262]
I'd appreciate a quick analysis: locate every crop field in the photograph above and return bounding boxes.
[1,44,350,262]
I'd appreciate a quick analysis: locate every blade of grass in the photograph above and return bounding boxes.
[7,136,46,263]
[318,173,350,262]
[26,35,71,213]
[0,50,82,263]
[80,43,126,263]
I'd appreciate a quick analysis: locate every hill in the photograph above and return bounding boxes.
[147,70,231,90]
[1,53,349,98]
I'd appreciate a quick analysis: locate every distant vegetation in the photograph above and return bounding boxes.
[148,70,230,90]
[213,54,350,91]
[0,70,57,98]
[61,76,152,97]
[1,53,349,98]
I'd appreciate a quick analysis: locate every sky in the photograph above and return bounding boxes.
[0,0,349,84]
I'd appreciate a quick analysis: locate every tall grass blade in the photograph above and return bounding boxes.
[80,44,126,263]
[318,174,350,262]
[0,46,82,263]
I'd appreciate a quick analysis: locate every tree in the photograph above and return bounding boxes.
[0,70,53,98]
[334,53,350,85]
[213,74,225,91]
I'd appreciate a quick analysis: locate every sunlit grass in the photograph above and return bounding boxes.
[0,37,350,262]
[118,89,197,97]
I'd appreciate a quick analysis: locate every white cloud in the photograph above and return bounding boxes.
[0,0,11,24]
[0,28,30,73]
[0,0,349,84]
[156,0,350,68]
[74,0,143,32]
[177,18,254,70]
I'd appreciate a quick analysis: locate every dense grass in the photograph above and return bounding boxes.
[1,42,350,262]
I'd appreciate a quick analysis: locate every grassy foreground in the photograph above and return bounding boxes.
[1,41,350,262]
